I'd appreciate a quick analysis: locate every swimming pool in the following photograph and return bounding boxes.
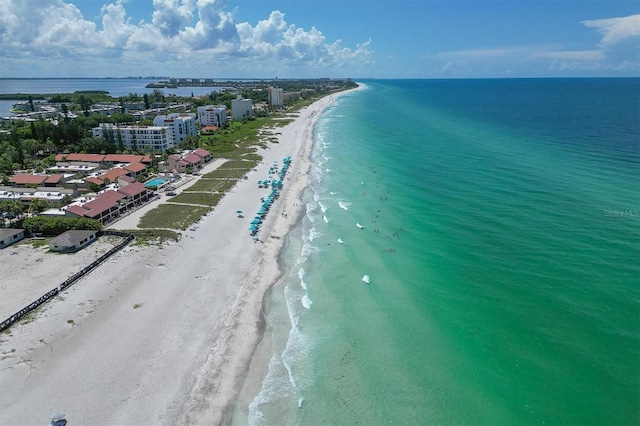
[145,178,167,187]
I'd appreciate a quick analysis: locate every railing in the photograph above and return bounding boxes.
[0,230,134,332]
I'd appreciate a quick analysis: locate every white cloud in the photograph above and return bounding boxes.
[152,0,195,37]
[582,14,640,47]
[0,0,372,76]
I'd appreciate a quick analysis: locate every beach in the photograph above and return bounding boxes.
[0,88,358,425]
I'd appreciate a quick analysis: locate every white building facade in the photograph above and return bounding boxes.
[197,105,228,127]
[153,113,197,145]
[231,96,253,120]
[93,124,174,152]
[268,87,284,107]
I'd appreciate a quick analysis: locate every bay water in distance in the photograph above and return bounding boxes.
[247,79,640,425]
[0,78,222,116]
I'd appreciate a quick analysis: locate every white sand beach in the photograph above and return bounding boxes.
[0,88,358,426]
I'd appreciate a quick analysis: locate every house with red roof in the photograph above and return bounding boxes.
[117,175,136,187]
[44,174,65,187]
[65,204,90,218]
[193,148,213,163]
[97,168,129,183]
[201,125,219,133]
[55,153,106,164]
[9,174,48,187]
[103,154,146,166]
[123,162,147,178]
[183,152,203,168]
[117,182,149,208]
[80,190,126,223]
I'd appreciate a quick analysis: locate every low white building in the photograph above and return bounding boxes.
[153,113,197,145]
[93,124,174,152]
[197,105,228,127]
[231,96,253,120]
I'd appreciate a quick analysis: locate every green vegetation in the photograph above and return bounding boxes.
[168,192,224,207]
[138,204,210,230]
[28,237,51,248]
[122,229,182,245]
[186,178,237,193]
[21,216,103,236]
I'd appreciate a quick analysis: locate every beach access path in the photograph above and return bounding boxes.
[0,88,359,426]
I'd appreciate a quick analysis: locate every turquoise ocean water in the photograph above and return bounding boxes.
[246,79,640,425]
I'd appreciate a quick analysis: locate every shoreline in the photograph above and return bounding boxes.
[183,85,365,424]
[0,86,362,425]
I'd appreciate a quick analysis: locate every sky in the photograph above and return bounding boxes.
[0,0,639,79]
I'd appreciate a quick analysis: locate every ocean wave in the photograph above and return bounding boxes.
[298,268,307,290]
[301,294,313,309]
[338,200,351,211]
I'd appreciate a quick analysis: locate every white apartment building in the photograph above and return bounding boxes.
[197,105,228,127]
[268,87,284,107]
[153,113,197,145]
[93,124,174,152]
[231,96,254,120]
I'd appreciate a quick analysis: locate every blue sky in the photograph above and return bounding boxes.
[1,0,638,78]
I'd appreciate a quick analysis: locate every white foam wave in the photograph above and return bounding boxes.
[298,268,307,290]
[301,294,312,309]
[362,275,371,284]
[318,201,328,213]
[308,226,321,242]
[338,200,351,211]
[356,222,365,229]
[322,214,329,223]
[337,238,345,244]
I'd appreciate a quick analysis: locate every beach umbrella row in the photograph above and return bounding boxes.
[249,157,292,237]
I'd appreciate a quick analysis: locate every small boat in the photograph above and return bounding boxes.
[356,222,364,229]
[362,275,371,284]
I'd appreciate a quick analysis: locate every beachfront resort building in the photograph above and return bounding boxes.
[231,96,253,120]
[93,124,174,152]
[197,105,227,127]
[268,87,284,107]
[153,113,197,145]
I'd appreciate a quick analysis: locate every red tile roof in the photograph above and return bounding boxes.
[141,155,152,164]
[169,155,181,161]
[183,153,202,164]
[85,177,104,186]
[55,153,105,163]
[104,154,145,163]
[118,182,147,197]
[82,191,125,218]
[10,174,48,185]
[202,126,219,132]
[124,162,146,173]
[44,174,64,184]
[98,168,129,182]
[193,148,211,157]
[65,205,89,217]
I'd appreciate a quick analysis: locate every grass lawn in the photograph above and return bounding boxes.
[218,159,259,170]
[138,204,211,230]
[168,192,224,207]
[187,178,237,193]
